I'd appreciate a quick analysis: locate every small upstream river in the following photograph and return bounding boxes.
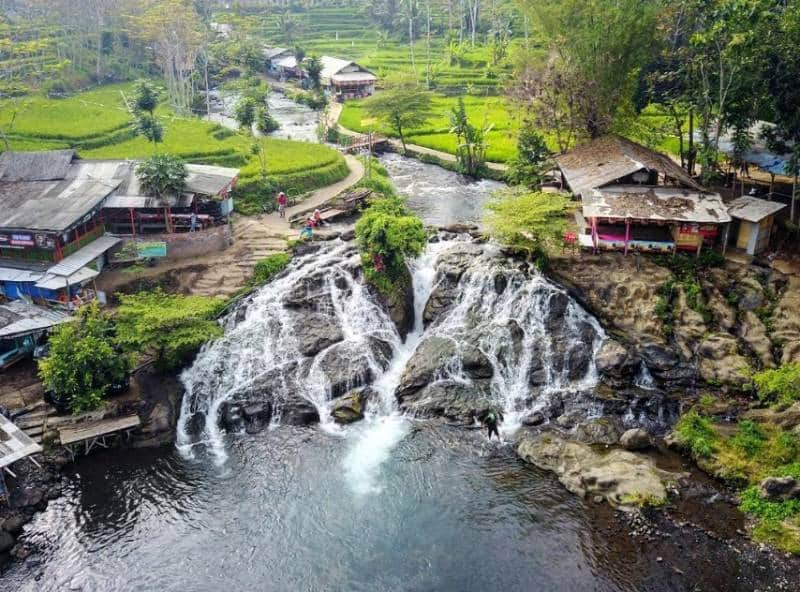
[380,152,505,226]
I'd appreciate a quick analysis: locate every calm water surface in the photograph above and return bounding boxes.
[2,424,673,592]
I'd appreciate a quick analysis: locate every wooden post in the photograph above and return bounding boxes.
[624,219,631,256]
[129,208,136,236]
[590,217,598,253]
[722,222,731,255]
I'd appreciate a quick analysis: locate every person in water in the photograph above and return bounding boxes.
[483,409,503,440]
[313,208,325,227]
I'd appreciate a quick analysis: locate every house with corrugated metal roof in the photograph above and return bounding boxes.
[556,136,733,255]
[319,56,377,101]
[0,151,238,306]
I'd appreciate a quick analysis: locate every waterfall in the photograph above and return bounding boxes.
[413,242,605,434]
[177,238,606,477]
[176,241,402,464]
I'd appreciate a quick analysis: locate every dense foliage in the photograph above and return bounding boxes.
[38,303,131,414]
[136,153,188,199]
[252,253,291,285]
[355,196,426,290]
[483,187,572,265]
[752,363,800,408]
[507,121,551,188]
[114,289,226,370]
[448,96,490,176]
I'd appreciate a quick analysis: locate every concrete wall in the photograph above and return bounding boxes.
[119,225,232,262]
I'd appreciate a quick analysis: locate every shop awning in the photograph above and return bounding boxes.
[35,266,99,290]
[46,235,120,278]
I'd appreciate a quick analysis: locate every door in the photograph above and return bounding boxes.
[736,221,751,250]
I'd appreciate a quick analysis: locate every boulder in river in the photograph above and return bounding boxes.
[516,432,683,509]
[331,387,374,424]
[290,312,345,357]
[619,428,654,451]
[572,417,622,446]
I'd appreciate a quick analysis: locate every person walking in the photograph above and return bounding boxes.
[277,192,287,218]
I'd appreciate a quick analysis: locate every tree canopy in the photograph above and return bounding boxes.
[38,302,131,414]
[136,154,188,199]
[363,79,433,152]
[483,187,574,263]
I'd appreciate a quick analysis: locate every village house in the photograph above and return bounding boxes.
[556,136,733,255]
[0,150,238,307]
[264,47,304,80]
[319,56,377,101]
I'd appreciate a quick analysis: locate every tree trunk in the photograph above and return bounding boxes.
[409,16,416,74]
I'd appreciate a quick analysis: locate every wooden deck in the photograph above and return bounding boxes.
[58,414,141,459]
[0,414,42,470]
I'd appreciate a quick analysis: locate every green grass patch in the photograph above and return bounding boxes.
[674,409,800,554]
[252,253,291,285]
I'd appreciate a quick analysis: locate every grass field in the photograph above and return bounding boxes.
[339,94,522,163]
[1,82,348,198]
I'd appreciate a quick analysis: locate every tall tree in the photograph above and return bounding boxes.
[363,80,433,153]
[515,0,659,141]
[133,0,206,114]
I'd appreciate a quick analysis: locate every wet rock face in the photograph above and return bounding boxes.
[331,387,374,424]
[595,339,640,387]
[289,312,345,357]
[422,246,481,325]
[395,336,493,403]
[572,417,622,446]
[398,380,494,420]
[516,431,684,509]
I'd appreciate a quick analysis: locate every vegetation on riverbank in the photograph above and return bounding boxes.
[674,400,800,554]
[355,195,425,297]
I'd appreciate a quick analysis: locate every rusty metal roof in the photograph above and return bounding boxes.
[556,136,705,197]
[727,196,787,223]
[583,185,731,224]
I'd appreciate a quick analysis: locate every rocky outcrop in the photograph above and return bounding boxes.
[516,432,683,509]
[422,244,482,325]
[620,428,654,451]
[314,338,393,398]
[571,417,622,446]
[595,339,640,387]
[552,253,671,343]
[772,275,800,364]
[398,380,494,420]
[739,310,775,368]
[759,476,800,501]
[373,264,415,339]
[290,312,345,357]
[696,333,750,387]
[395,336,492,403]
[331,387,374,424]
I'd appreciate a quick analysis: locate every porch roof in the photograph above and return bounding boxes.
[583,185,731,224]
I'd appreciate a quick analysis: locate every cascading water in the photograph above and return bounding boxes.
[177,237,606,486]
[176,241,402,464]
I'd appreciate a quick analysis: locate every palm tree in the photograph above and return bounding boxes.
[136,154,188,233]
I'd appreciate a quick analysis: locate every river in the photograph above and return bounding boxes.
[1,102,795,592]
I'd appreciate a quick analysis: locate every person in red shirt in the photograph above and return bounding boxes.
[276,192,287,218]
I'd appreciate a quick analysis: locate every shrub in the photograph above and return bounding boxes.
[253,253,291,285]
[114,289,226,370]
[752,363,800,408]
[38,302,131,414]
[676,411,718,458]
[355,196,426,289]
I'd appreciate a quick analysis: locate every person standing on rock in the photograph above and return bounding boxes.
[277,192,287,218]
[483,409,503,441]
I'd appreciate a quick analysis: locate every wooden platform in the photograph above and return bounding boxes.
[0,414,42,471]
[58,414,141,459]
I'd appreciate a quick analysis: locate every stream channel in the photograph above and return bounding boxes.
[0,99,794,591]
